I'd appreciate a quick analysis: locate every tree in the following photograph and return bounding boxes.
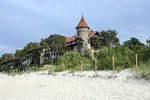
[40,34,68,64]
[146,37,150,47]
[41,34,68,52]
[1,53,14,62]
[0,53,15,72]
[123,37,150,62]
[0,57,2,64]
[138,46,150,61]
[15,50,25,60]
[15,42,41,66]
[100,30,120,47]
[90,35,103,50]
[123,37,145,53]
[24,42,41,65]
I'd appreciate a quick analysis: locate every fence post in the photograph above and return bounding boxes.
[80,61,83,75]
[62,63,65,71]
[15,68,16,74]
[23,67,25,74]
[136,54,138,73]
[70,62,72,70]
[112,56,115,75]
[95,59,97,74]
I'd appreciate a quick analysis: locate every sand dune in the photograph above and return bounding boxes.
[0,69,150,100]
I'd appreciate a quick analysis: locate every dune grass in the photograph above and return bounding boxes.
[131,60,150,80]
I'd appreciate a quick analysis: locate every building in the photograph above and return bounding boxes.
[65,16,99,52]
[40,16,100,64]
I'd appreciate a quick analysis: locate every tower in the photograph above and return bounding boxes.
[76,16,90,52]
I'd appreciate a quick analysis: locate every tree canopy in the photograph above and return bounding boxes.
[14,42,41,65]
[146,37,150,47]
[100,30,120,47]
[123,37,145,53]
[41,34,68,52]
[90,34,103,50]
[1,53,14,63]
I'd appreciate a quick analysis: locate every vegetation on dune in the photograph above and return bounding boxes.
[95,46,134,71]
[131,60,150,80]
[0,30,150,78]
[146,37,150,47]
[56,52,94,72]
[139,62,150,80]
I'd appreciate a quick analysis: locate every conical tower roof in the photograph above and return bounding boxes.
[76,16,89,29]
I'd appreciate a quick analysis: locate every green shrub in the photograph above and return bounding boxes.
[137,46,150,62]
[40,65,54,71]
[54,65,63,72]
[138,60,150,80]
[57,51,94,72]
[96,46,134,70]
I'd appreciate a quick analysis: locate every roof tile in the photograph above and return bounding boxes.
[65,31,97,42]
[76,16,89,29]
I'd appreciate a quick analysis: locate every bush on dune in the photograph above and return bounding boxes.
[56,46,136,72]
[56,52,94,72]
[136,60,150,80]
[95,46,134,71]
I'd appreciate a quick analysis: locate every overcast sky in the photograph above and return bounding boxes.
[0,0,150,56]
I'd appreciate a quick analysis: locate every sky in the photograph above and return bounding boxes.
[0,0,150,56]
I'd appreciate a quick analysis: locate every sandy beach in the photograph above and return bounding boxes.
[0,69,150,100]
